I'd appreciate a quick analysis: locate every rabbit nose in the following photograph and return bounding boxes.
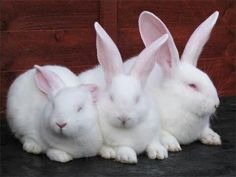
[56,122,67,129]
[118,116,130,124]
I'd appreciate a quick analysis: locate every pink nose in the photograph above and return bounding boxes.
[56,122,67,129]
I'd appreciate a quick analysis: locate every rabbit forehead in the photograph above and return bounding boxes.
[178,62,218,96]
[110,75,141,97]
[53,87,90,108]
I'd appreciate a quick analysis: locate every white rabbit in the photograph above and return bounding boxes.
[7,65,102,162]
[78,22,169,164]
[135,11,221,152]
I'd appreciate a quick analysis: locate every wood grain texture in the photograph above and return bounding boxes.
[1,29,98,71]
[117,0,235,28]
[100,0,118,43]
[0,0,100,31]
[0,0,235,117]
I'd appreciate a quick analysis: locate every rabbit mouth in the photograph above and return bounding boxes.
[59,129,64,135]
[194,109,215,119]
[112,121,130,129]
[52,127,68,137]
[120,121,128,128]
[118,121,134,129]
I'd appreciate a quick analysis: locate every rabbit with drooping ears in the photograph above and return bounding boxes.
[7,65,102,162]
[137,11,221,151]
[78,22,169,164]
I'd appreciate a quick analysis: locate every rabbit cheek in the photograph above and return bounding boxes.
[208,102,218,115]
[197,100,216,118]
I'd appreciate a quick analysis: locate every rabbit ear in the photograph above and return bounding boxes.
[81,84,99,103]
[139,11,179,74]
[131,34,168,85]
[94,22,123,84]
[34,65,65,97]
[181,11,219,66]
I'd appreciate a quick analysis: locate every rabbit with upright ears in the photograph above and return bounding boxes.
[136,11,221,151]
[78,22,169,164]
[7,65,102,162]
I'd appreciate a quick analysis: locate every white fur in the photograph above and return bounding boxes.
[137,11,221,151]
[7,65,102,162]
[78,22,169,163]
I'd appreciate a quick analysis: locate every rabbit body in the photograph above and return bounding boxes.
[78,22,169,163]
[7,65,102,162]
[136,11,222,151]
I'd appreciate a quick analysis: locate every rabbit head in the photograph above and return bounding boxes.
[34,65,99,137]
[94,22,168,128]
[139,11,220,117]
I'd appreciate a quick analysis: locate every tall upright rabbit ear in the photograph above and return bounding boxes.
[34,65,65,98]
[94,22,123,85]
[139,11,179,74]
[131,34,168,85]
[181,11,219,66]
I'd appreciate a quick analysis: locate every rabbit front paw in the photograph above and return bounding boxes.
[147,143,168,160]
[116,147,137,164]
[99,146,116,159]
[162,133,182,152]
[46,149,73,163]
[200,128,221,145]
[23,139,42,154]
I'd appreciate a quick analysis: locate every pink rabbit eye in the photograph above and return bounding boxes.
[77,106,83,112]
[188,83,198,90]
[135,95,140,104]
[109,95,114,102]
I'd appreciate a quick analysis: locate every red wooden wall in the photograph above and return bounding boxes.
[0,0,235,118]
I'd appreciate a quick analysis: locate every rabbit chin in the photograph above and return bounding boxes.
[183,99,217,119]
[49,124,74,138]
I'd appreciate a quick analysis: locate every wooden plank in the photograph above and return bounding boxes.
[198,58,236,97]
[117,0,235,29]
[0,0,99,31]
[1,29,99,71]
[100,0,117,43]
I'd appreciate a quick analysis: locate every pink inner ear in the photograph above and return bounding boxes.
[34,66,65,97]
[181,11,219,66]
[131,34,169,85]
[139,11,179,75]
[82,84,99,103]
[157,56,172,73]
[95,22,124,84]
[35,71,52,95]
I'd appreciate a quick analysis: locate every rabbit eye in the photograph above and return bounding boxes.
[135,95,140,104]
[188,83,198,90]
[77,106,83,112]
[109,95,114,102]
